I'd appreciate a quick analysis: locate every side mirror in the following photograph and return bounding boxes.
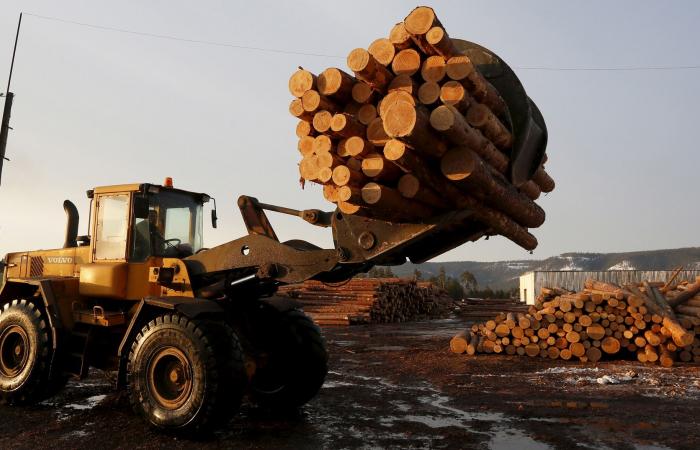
[211,198,218,229]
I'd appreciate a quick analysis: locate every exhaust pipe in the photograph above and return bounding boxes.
[63,200,79,248]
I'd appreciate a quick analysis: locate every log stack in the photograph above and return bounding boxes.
[277,278,451,326]
[450,277,700,367]
[289,6,554,251]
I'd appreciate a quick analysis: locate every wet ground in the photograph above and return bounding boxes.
[0,318,698,449]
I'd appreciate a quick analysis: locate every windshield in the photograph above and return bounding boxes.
[131,190,204,260]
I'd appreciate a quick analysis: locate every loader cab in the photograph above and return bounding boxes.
[89,182,209,263]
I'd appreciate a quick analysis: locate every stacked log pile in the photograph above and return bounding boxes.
[451,278,700,367]
[289,6,554,251]
[277,278,451,326]
[455,298,528,320]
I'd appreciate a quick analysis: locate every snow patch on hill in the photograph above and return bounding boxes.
[608,260,636,270]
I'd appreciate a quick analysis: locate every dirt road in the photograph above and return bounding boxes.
[0,318,697,449]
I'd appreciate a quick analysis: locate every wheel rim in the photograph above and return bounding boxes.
[147,346,193,410]
[0,325,29,378]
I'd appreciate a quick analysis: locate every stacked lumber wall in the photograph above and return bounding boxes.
[289,6,553,251]
[450,277,700,367]
[277,278,451,326]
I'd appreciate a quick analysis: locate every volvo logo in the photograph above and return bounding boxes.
[46,256,74,264]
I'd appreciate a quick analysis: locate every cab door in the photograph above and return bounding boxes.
[79,193,132,298]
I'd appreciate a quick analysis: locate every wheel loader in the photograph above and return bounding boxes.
[0,39,547,432]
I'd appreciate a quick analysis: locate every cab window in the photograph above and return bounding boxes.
[94,194,129,260]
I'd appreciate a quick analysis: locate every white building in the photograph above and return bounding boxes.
[519,270,700,305]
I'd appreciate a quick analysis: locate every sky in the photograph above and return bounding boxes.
[0,0,698,263]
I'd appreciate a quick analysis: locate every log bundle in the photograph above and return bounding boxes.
[277,278,451,326]
[450,277,700,367]
[289,6,554,251]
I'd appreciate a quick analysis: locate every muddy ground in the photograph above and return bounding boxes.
[0,318,698,449]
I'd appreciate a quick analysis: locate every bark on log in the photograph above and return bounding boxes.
[361,182,434,218]
[466,103,513,149]
[398,173,449,208]
[533,166,555,193]
[425,26,458,58]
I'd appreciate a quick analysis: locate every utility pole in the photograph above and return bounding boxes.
[0,13,23,185]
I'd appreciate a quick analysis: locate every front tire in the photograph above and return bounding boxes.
[251,309,328,410]
[0,299,54,404]
[127,314,246,433]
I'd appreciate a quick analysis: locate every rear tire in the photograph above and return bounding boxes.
[0,299,54,404]
[127,314,246,433]
[250,309,328,410]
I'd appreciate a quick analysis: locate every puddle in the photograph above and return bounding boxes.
[488,428,551,450]
[65,394,107,410]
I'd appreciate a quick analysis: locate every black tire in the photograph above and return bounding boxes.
[0,299,54,404]
[127,313,246,433]
[251,309,328,410]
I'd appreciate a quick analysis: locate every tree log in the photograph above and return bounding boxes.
[289,98,313,121]
[383,101,447,158]
[361,182,434,218]
[357,104,378,125]
[361,152,403,182]
[332,165,365,186]
[288,68,317,97]
[368,38,396,67]
[331,113,366,138]
[301,90,338,113]
[366,117,391,146]
[440,147,546,228]
[391,49,422,76]
[318,67,355,103]
[296,120,314,138]
[398,173,449,208]
[417,81,441,106]
[533,166,555,192]
[440,81,472,113]
[378,91,416,120]
[383,140,538,250]
[312,110,334,133]
[347,48,393,92]
[466,103,513,149]
[389,22,412,50]
[351,82,376,104]
[425,26,458,58]
[420,55,447,83]
[388,74,419,95]
[297,136,315,156]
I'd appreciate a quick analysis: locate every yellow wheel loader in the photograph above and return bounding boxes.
[0,39,548,432]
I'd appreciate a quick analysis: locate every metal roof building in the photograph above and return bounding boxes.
[519,270,700,305]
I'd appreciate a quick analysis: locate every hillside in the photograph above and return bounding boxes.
[389,247,700,290]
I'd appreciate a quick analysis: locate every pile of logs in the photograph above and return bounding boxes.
[454,298,528,320]
[289,6,554,251]
[451,277,700,367]
[277,278,451,326]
